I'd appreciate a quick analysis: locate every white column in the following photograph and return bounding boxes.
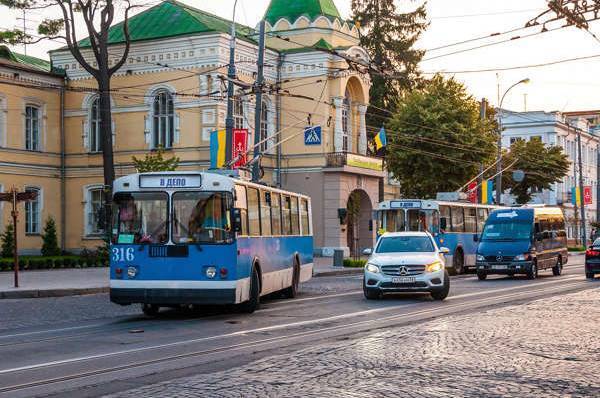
[333,96,344,153]
[358,104,368,155]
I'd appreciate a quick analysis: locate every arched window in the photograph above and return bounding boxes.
[233,96,244,129]
[152,91,174,149]
[259,102,269,152]
[89,97,102,152]
[341,88,351,152]
[25,105,40,151]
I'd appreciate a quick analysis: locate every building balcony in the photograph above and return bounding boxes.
[325,152,385,176]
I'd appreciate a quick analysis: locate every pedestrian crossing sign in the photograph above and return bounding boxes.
[304,126,322,145]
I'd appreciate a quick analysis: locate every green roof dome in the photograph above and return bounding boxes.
[264,0,341,26]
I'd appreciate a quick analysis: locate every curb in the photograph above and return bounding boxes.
[0,287,109,299]
[314,268,363,277]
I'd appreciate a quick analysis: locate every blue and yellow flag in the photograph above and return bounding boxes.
[374,127,387,150]
[572,187,581,206]
[210,129,226,169]
[481,180,494,204]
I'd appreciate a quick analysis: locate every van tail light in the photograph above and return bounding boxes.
[586,249,600,257]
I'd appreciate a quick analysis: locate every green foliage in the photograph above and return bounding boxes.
[0,253,108,271]
[343,259,367,268]
[568,246,585,252]
[502,139,570,204]
[41,217,61,257]
[1,224,15,258]
[351,0,428,125]
[132,146,180,173]
[386,75,497,198]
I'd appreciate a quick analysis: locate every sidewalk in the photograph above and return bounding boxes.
[0,258,362,299]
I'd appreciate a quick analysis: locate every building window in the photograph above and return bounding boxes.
[86,187,104,236]
[233,97,244,129]
[25,187,41,234]
[25,105,40,151]
[259,102,268,152]
[89,97,102,152]
[341,89,351,152]
[510,137,523,144]
[152,91,174,149]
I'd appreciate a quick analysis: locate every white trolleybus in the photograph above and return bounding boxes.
[109,170,314,315]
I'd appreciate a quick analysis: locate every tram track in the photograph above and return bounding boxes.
[0,275,593,397]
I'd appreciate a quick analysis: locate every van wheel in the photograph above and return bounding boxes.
[283,259,300,299]
[477,271,487,280]
[240,267,261,313]
[527,262,538,280]
[552,257,563,276]
[431,271,450,300]
[452,250,465,275]
[141,304,159,317]
[586,272,595,280]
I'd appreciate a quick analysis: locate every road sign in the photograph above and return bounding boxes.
[584,186,593,205]
[304,126,322,145]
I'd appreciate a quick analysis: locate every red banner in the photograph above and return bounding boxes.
[232,129,248,169]
[584,185,593,205]
[468,181,478,204]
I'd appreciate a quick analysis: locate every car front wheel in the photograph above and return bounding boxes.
[431,271,450,300]
[363,283,381,300]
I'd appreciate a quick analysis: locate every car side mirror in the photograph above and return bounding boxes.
[232,208,243,233]
[440,218,447,231]
[439,247,450,255]
[362,248,373,255]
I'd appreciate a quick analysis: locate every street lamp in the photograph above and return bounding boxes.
[496,78,531,204]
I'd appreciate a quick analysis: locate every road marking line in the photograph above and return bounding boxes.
[0,276,587,375]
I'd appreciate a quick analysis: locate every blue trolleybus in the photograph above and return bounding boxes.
[109,170,313,315]
[375,199,498,274]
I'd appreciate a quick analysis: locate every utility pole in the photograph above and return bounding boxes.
[479,98,487,203]
[252,20,266,182]
[577,126,588,247]
[225,0,239,167]
[496,112,503,205]
[597,140,600,238]
[569,122,580,245]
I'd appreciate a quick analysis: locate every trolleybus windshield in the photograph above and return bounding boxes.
[112,192,168,244]
[172,191,233,244]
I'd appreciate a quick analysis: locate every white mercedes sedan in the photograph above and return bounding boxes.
[363,232,450,300]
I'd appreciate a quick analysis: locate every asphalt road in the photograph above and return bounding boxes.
[0,256,596,398]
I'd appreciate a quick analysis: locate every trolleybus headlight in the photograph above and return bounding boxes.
[476,254,485,262]
[206,266,217,279]
[127,266,138,278]
[366,263,380,273]
[425,261,443,273]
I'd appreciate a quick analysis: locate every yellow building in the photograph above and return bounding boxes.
[1,0,399,256]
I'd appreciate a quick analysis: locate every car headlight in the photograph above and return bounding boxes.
[425,261,443,273]
[365,263,380,273]
[206,266,217,279]
[476,254,485,262]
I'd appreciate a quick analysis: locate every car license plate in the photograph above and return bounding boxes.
[492,265,508,270]
[392,277,416,284]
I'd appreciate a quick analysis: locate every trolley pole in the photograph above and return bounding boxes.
[252,20,266,182]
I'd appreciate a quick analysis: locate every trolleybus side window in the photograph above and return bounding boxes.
[271,192,282,235]
[300,198,310,236]
[291,196,300,235]
[260,190,272,236]
[234,184,248,236]
[247,187,261,236]
[451,206,465,232]
[113,192,168,244]
[172,191,233,244]
[464,207,477,233]
[282,195,292,235]
[477,208,487,232]
[439,205,451,232]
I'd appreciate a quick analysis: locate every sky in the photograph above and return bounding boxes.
[3,0,600,113]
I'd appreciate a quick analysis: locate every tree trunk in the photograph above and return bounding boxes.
[98,75,115,235]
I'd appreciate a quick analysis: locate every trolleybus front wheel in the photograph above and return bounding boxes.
[141,304,160,317]
[240,266,261,314]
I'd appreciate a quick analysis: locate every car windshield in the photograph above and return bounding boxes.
[481,221,531,241]
[112,192,168,244]
[172,191,233,244]
[376,236,434,253]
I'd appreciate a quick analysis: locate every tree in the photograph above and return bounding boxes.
[0,0,136,232]
[502,139,570,204]
[1,224,15,258]
[41,217,61,256]
[132,146,180,173]
[386,75,497,198]
[351,0,428,126]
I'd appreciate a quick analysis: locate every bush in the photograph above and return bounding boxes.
[568,246,586,252]
[1,224,15,258]
[41,218,61,257]
[343,259,367,268]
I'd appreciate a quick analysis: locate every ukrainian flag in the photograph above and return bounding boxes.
[481,180,494,204]
[572,187,581,205]
[210,129,226,169]
[374,127,387,150]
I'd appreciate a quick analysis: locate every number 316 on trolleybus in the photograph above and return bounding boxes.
[109,170,314,315]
